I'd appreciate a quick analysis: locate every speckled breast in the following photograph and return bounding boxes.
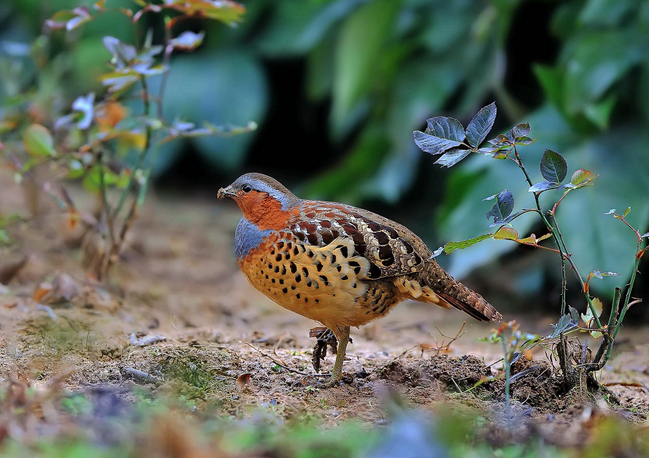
[235,218,383,328]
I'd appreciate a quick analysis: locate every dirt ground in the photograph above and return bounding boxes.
[2,173,649,449]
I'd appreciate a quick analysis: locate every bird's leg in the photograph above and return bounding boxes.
[320,326,350,388]
[309,326,338,373]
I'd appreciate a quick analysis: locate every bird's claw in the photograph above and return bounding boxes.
[309,327,338,373]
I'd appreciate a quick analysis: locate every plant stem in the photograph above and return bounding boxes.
[610,244,642,344]
[548,214,605,330]
[511,145,604,330]
[97,150,115,247]
[501,333,512,429]
[114,75,153,219]
[593,287,622,365]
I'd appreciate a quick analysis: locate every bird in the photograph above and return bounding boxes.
[218,173,502,387]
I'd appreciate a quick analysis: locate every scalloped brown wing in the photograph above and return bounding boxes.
[290,201,433,280]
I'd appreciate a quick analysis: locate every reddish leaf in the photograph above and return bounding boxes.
[96,101,127,129]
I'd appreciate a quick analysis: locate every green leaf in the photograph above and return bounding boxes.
[515,137,534,145]
[438,105,577,279]
[163,0,245,25]
[563,30,644,115]
[511,123,530,138]
[584,94,617,129]
[434,148,472,168]
[258,0,360,57]
[534,65,564,111]
[493,226,519,241]
[67,160,85,179]
[413,131,462,156]
[623,207,631,218]
[426,117,465,142]
[581,297,603,328]
[23,124,56,157]
[540,149,567,184]
[561,168,598,191]
[484,189,514,224]
[82,165,101,192]
[414,116,465,155]
[529,181,559,193]
[571,169,593,185]
[548,313,578,339]
[331,0,400,136]
[444,233,494,255]
[465,102,496,147]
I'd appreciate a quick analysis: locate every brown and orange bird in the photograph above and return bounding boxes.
[218,173,502,386]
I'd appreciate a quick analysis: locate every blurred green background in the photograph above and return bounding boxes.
[1,0,648,313]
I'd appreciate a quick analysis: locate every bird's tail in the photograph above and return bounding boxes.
[421,260,502,322]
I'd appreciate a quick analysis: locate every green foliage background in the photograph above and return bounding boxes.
[1,0,648,299]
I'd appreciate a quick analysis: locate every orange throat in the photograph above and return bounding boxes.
[235,191,297,231]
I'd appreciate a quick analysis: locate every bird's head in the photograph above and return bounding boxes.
[218,173,301,229]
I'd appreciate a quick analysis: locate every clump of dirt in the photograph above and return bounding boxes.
[377,355,493,391]
[508,358,569,412]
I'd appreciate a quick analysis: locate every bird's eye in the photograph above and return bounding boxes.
[242,184,252,193]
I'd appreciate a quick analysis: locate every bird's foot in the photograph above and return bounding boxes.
[309,327,338,373]
[318,375,343,388]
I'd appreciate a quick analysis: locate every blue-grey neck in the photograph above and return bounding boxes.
[235,217,274,259]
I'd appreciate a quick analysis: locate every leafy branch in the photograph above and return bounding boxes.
[1,0,256,279]
[414,102,646,392]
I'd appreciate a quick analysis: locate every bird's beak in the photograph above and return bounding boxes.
[217,185,236,199]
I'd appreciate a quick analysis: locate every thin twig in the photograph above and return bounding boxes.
[113,76,153,219]
[157,16,173,119]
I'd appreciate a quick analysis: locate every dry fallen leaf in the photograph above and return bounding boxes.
[236,373,252,392]
[33,283,53,302]
[33,273,80,304]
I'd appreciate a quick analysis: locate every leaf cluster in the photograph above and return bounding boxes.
[0,0,257,273]
[416,101,647,386]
